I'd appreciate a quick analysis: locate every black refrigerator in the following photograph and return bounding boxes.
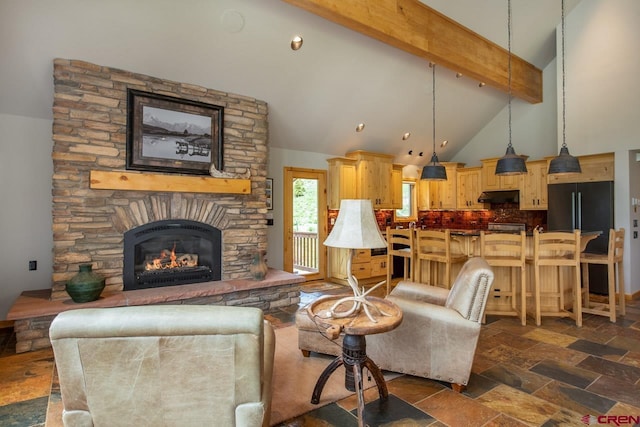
[547,181,614,294]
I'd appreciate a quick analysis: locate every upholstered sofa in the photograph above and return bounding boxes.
[297,257,494,391]
[50,305,275,427]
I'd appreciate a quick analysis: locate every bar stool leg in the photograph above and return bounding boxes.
[581,263,590,309]
[519,266,527,326]
[607,262,616,322]
[617,259,625,316]
[574,265,582,327]
[534,264,541,326]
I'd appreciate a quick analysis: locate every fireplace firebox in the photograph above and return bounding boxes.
[123,220,221,291]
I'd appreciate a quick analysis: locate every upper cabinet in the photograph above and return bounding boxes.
[417,162,463,210]
[390,164,404,209]
[481,157,522,191]
[519,160,548,210]
[327,157,357,209]
[327,151,403,210]
[457,167,487,210]
[546,152,614,184]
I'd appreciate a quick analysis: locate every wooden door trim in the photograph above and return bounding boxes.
[283,167,327,281]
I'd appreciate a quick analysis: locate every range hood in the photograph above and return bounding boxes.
[477,190,520,203]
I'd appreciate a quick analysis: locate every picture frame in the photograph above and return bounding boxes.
[126,89,223,175]
[266,178,273,210]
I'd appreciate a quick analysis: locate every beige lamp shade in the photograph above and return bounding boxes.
[324,199,387,249]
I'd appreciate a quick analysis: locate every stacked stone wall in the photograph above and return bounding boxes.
[51,59,269,300]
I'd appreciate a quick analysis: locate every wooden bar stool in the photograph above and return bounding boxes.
[531,229,582,327]
[385,227,415,295]
[480,230,527,325]
[580,228,625,322]
[414,229,468,289]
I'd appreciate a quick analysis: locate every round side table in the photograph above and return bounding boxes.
[307,295,403,427]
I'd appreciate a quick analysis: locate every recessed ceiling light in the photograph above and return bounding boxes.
[440,140,448,148]
[478,82,486,87]
[356,123,365,132]
[291,35,303,50]
[402,132,411,140]
[456,72,463,78]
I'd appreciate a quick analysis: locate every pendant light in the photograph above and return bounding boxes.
[495,0,527,176]
[420,63,447,181]
[548,0,581,175]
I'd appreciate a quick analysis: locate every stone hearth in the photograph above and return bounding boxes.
[8,269,304,353]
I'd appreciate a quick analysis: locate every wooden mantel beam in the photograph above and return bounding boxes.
[282,0,542,103]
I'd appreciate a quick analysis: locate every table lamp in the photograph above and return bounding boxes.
[323,199,389,322]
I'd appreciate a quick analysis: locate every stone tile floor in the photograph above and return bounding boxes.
[1,281,639,426]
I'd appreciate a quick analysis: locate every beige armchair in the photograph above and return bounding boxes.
[297,257,493,392]
[367,257,494,391]
[50,305,275,427]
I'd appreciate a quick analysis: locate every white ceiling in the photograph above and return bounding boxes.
[0,0,581,167]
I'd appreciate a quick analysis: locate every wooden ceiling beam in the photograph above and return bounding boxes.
[282,0,542,103]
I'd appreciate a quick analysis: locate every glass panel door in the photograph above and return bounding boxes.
[283,167,327,281]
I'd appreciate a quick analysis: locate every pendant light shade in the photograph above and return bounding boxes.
[421,63,447,181]
[549,0,581,175]
[496,144,527,176]
[421,153,447,180]
[549,145,581,174]
[495,0,527,176]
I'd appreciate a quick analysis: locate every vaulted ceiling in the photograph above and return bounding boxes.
[0,0,581,167]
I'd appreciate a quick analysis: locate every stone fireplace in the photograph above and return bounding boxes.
[51,59,270,300]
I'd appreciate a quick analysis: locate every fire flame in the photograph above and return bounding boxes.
[144,243,198,271]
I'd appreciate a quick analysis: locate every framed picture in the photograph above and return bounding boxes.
[266,178,273,210]
[126,89,223,175]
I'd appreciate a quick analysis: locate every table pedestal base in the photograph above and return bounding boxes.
[311,334,388,426]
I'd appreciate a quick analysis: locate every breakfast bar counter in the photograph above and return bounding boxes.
[408,227,601,321]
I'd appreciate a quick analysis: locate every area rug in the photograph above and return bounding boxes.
[270,326,346,425]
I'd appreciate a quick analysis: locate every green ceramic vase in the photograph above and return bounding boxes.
[66,263,106,303]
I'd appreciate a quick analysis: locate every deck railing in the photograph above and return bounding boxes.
[293,231,318,272]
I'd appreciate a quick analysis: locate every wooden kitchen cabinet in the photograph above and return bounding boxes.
[390,164,404,209]
[546,152,614,184]
[349,151,393,208]
[370,255,388,277]
[328,247,387,286]
[418,162,463,210]
[327,151,403,209]
[520,160,548,210]
[457,167,487,209]
[327,157,357,209]
[481,157,522,191]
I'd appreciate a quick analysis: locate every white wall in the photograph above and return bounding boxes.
[266,147,333,270]
[452,58,558,166]
[0,114,54,318]
[563,0,640,296]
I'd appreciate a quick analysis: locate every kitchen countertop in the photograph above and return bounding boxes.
[391,228,602,237]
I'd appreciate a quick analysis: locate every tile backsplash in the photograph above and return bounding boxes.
[328,203,546,234]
